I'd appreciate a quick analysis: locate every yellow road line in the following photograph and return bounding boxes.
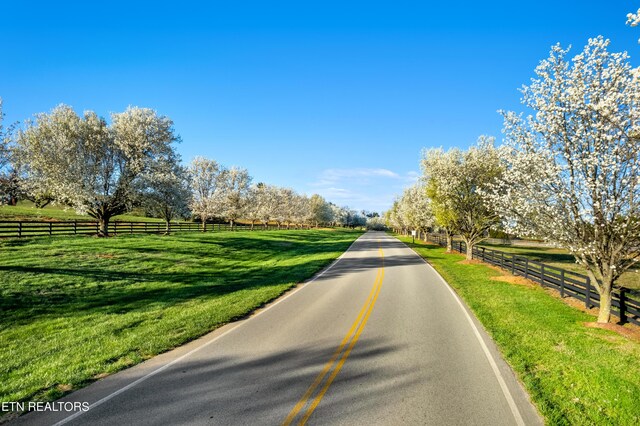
[283,242,385,425]
[281,268,381,426]
[299,262,384,424]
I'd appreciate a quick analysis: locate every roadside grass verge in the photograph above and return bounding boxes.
[0,229,362,405]
[479,242,640,291]
[396,235,640,426]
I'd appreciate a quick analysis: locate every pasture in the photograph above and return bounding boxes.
[0,229,362,404]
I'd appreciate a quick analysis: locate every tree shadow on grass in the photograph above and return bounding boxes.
[0,233,418,326]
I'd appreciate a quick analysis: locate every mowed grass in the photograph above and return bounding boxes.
[0,229,362,404]
[0,201,161,222]
[397,236,640,426]
[479,242,640,291]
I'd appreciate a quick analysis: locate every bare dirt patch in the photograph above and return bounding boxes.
[480,259,640,341]
[457,259,484,265]
[490,275,536,289]
[584,322,640,342]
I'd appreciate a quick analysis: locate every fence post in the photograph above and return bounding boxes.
[73,221,77,235]
[619,289,627,323]
[540,263,545,286]
[96,222,99,234]
[524,258,529,279]
[459,241,462,253]
[511,255,516,275]
[585,277,592,309]
[18,221,22,238]
[49,222,52,236]
[500,251,504,269]
[114,222,118,235]
[560,270,565,298]
[482,247,485,262]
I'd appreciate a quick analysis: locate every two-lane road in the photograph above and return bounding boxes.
[17,232,541,425]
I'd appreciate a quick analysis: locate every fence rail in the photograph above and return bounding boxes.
[425,233,640,326]
[0,220,293,238]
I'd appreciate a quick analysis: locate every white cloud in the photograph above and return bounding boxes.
[307,167,419,212]
[311,168,401,187]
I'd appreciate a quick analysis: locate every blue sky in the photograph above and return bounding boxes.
[1,1,638,213]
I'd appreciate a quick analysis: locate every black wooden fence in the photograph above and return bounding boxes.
[425,233,640,326]
[0,220,290,238]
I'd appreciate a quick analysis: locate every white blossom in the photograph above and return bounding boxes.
[421,136,503,258]
[16,105,180,235]
[486,37,640,323]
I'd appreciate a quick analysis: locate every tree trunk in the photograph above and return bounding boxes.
[98,217,110,237]
[201,217,207,232]
[465,242,473,260]
[251,221,255,230]
[230,219,234,230]
[597,292,612,323]
[446,234,453,252]
[597,277,613,323]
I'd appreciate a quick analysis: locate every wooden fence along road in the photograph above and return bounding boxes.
[0,220,288,238]
[425,234,640,326]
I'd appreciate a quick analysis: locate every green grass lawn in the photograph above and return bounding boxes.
[0,201,162,222]
[0,229,362,406]
[478,242,640,291]
[398,235,640,425]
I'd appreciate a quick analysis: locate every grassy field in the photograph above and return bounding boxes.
[479,242,640,291]
[398,236,640,425]
[0,229,362,405]
[0,201,161,222]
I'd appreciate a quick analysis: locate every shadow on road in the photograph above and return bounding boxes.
[46,337,421,426]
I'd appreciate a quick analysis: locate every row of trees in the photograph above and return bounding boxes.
[0,104,366,235]
[188,156,365,231]
[388,36,640,324]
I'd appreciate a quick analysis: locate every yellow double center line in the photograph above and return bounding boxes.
[283,244,385,426]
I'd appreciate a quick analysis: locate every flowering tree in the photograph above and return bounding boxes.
[244,184,263,230]
[292,194,309,229]
[16,105,179,236]
[272,187,293,229]
[188,156,226,231]
[422,138,502,258]
[259,184,280,229]
[139,153,191,234]
[219,166,252,229]
[385,200,407,234]
[397,183,433,240]
[308,194,333,227]
[486,37,640,323]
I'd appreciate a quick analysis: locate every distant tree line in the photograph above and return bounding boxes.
[0,103,367,236]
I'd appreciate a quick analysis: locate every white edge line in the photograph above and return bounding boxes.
[51,234,365,426]
[397,237,526,426]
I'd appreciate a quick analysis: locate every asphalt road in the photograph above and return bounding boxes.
[15,231,541,426]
